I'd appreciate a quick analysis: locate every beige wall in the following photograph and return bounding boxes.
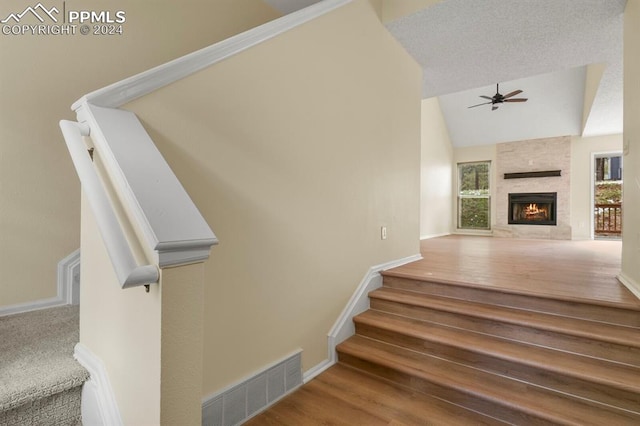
[622,0,640,291]
[0,0,280,308]
[421,97,453,238]
[160,263,205,425]
[80,193,206,424]
[80,194,162,424]
[126,0,422,394]
[570,134,622,240]
[453,144,498,232]
[81,149,207,424]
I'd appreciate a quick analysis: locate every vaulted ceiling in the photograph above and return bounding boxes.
[264,0,626,147]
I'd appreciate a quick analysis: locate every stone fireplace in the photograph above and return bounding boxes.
[494,136,571,239]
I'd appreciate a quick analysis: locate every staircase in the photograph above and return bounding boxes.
[0,306,88,425]
[336,271,640,425]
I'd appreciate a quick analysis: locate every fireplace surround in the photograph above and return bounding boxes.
[508,192,557,226]
[494,137,570,239]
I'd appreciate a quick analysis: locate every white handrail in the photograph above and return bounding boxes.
[59,120,159,289]
[74,103,218,268]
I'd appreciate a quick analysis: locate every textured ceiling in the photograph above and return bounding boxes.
[264,0,626,146]
[438,67,586,147]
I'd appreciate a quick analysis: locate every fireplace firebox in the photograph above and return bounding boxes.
[508,192,557,225]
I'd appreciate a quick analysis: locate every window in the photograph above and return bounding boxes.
[595,155,622,181]
[457,161,490,230]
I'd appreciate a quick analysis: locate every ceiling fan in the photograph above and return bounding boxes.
[468,83,528,111]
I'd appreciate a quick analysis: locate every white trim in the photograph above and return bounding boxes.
[0,296,66,318]
[71,0,352,109]
[74,104,218,270]
[0,249,81,316]
[60,119,159,289]
[57,249,81,305]
[303,359,334,384]
[326,254,422,363]
[617,273,640,300]
[590,151,596,239]
[74,343,123,426]
[453,229,494,236]
[420,232,451,240]
[591,150,623,240]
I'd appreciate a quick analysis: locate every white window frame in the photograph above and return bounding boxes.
[457,161,491,230]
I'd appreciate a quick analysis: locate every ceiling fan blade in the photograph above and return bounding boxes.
[504,98,528,102]
[480,95,493,100]
[503,89,522,99]
[468,101,492,108]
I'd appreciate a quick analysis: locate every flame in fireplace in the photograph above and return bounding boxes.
[525,203,540,215]
[523,203,548,220]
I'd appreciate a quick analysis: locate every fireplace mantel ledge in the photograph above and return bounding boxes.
[504,170,562,179]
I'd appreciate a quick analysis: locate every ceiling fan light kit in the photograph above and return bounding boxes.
[468,83,528,111]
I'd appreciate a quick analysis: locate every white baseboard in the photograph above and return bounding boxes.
[58,249,81,305]
[617,272,640,300]
[326,253,422,364]
[0,249,80,317]
[452,229,494,236]
[74,343,123,426]
[420,232,451,240]
[303,359,334,384]
[202,350,303,426]
[0,296,66,318]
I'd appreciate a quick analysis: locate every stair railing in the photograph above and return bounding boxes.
[59,0,351,290]
[60,120,159,288]
[60,102,218,289]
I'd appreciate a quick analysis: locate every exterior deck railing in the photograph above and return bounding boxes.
[594,203,622,235]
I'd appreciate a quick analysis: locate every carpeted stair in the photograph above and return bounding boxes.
[0,306,89,425]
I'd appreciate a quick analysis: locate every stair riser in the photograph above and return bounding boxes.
[337,352,562,426]
[383,276,640,327]
[356,322,640,414]
[371,298,640,368]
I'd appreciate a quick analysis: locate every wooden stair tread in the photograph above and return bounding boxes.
[246,364,508,426]
[381,273,640,328]
[355,309,640,394]
[381,260,640,312]
[337,335,640,425]
[370,287,640,347]
[316,364,508,426]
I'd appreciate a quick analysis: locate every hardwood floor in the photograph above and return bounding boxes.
[398,235,639,307]
[244,364,505,426]
[245,235,640,425]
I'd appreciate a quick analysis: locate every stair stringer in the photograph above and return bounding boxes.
[327,254,422,356]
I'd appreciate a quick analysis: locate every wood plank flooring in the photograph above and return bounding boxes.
[244,364,505,426]
[392,235,639,308]
[245,236,640,425]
